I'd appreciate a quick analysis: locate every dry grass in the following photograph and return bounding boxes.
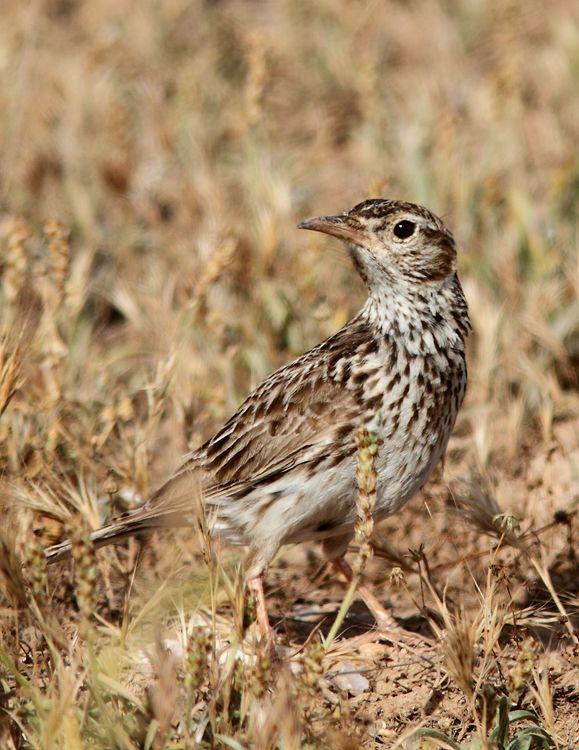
[0,1,578,747]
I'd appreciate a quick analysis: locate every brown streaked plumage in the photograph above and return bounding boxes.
[45,198,471,645]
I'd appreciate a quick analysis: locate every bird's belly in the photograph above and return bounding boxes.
[215,396,455,549]
[260,434,445,547]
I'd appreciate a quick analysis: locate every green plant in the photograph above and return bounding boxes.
[413,695,555,750]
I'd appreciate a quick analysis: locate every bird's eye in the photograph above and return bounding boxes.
[393,220,416,239]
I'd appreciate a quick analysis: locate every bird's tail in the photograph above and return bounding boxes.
[44,519,134,563]
[44,508,189,564]
[44,465,204,564]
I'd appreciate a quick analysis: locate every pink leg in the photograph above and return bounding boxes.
[330,557,432,659]
[247,576,274,647]
[332,557,401,633]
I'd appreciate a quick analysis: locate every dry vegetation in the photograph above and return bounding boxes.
[0,1,578,748]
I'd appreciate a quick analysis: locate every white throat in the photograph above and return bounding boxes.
[362,276,470,356]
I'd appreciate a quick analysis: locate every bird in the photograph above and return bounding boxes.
[46,198,471,645]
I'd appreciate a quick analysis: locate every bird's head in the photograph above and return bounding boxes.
[299,198,457,292]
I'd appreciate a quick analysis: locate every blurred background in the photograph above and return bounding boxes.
[0,1,577,746]
[1,0,577,476]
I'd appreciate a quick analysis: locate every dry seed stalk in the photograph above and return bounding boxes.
[38,310,67,410]
[248,644,272,700]
[3,217,29,315]
[195,237,236,303]
[34,220,71,408]
[0,343,23,418]
[440,609,479,701]
[351,417,380,575]
[389,565,405,587]
[299,637,324,701]
[184,629,212,737]
[185,629,211,697]
[508,635,538,701]
[21,536,49,609]
[67,514,97,630]
[43,218,70,310]
[325,415,380,647]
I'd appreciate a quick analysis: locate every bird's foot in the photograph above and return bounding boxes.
[358,590,429,652]
[331,557,431,655]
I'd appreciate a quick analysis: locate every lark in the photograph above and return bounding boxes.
[46,199,471,643]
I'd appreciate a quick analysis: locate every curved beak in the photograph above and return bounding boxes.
[298,214,367,245]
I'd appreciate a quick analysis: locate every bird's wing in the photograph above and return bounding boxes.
[145,317,381,513]
[43,318,385,561]
[203,365,358,492]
